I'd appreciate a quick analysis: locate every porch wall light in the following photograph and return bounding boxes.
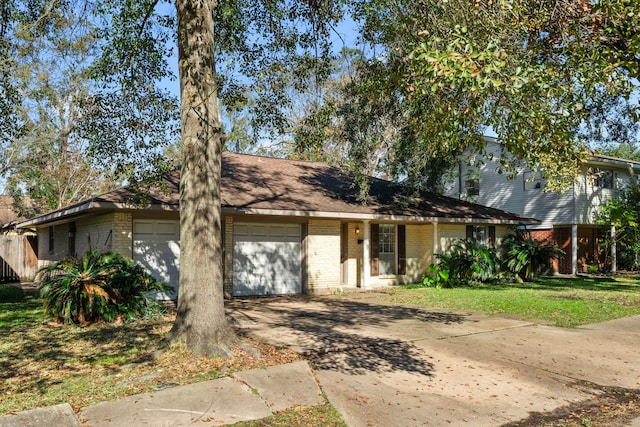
[355,226,360,235]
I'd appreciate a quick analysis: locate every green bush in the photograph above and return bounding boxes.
[502,229,564,281]
[423,238,499,287]
[38,250,169,325]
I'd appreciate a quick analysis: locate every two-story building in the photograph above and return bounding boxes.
[446,137,640,275]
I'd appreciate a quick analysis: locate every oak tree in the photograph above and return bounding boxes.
[89,0,344,356]
[344,0,640,192]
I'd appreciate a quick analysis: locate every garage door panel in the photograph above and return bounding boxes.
[133,220,180,301]
[233,224,302,296]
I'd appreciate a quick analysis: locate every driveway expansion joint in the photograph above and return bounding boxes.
[407,321,539,343]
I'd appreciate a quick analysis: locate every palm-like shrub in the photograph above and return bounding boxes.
[502,230,564,281]
[424,239,499,287]
[38,250,169,325]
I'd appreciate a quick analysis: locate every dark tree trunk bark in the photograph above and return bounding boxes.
[168,0,237,357]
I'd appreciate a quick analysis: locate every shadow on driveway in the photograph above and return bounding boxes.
[227,296,470,376]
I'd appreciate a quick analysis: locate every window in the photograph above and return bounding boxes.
[370,224,406,276]
[465,178,479,197]
[466,225,496,248]
[523,170,543,191]
[48,226,54,253]
[68,222,76,257]
[592,168,617,189]
[379,224,396,275]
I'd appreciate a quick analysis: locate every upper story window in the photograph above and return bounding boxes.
[465,178,479,197]
[523,170,543,191]
[592,168,617,189]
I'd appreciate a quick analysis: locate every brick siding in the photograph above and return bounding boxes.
[306,219,341,294]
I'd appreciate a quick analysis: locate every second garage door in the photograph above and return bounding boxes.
[133,220,180,300]
[233,223,302,296]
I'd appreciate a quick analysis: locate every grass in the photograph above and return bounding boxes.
[4,275,639,425]
[231,404,346,426]
[387,275,640,327]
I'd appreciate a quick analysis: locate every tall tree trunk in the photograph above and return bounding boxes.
[168,0,237,357]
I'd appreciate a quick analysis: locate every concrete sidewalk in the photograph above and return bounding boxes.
[0,361,323,427]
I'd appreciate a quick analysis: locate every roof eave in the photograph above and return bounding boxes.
[16,201,179,228]
[222,207,539,225]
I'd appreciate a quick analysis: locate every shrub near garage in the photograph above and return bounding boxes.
[38,250,169,325]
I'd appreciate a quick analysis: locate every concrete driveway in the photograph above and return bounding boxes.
[226,293,640,427]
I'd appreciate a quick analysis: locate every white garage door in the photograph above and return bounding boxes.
[233,223,302,296]
[133,220,180,300]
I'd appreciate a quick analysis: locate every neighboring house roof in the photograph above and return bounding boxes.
[588,153,640,172]
[0,196,20,226]
[17,152,538,228]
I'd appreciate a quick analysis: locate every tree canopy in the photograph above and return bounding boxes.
[3,0,639,356]
[295,0,640,193]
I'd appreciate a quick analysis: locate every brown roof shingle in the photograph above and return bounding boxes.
[19,153,538,226]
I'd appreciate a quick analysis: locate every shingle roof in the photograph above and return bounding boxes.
[18,152,538,227]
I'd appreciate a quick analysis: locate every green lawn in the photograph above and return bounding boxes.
[386,275,640,327]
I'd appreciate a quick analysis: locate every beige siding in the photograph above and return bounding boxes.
[75,214,115,255]
[223,216,234,296]
[306,219,341,294]
[113,212,133,257]
[437,223,467,254]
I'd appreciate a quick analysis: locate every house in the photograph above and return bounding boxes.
[445,137,640,274]
[17,153,537,298]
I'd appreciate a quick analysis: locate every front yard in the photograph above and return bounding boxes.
[387,275,640,327]
[0,284,345,425]
[2,274,640,425]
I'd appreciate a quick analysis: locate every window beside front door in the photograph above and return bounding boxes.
[370,224,407,276]
[379,224,396,275]
[466,225,496,248]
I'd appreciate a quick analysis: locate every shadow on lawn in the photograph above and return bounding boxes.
[478,275,640,293]
[228,297,470,377]
[0,291,168,384]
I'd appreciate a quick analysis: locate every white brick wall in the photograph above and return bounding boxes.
[223,216,234,296]
[113,212,133,257]
[306,219,341,294]
[37,225,70,266]
[37,213,138,269]
[76,214,115,255]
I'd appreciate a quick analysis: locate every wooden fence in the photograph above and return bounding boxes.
[0,235,38,282]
